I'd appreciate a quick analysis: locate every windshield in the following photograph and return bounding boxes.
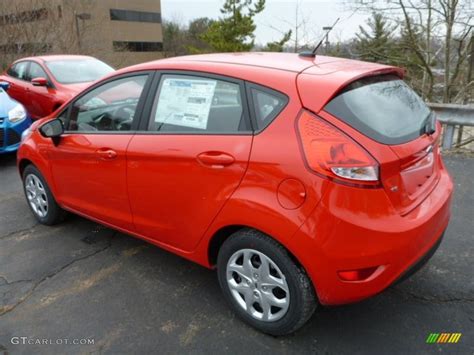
[45,59,114,84]
[324,75,431,145]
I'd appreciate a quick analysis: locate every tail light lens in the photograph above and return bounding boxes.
[297,110,380,187]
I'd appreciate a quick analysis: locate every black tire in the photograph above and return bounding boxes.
[217,228,317,336]
[22,164,65,225]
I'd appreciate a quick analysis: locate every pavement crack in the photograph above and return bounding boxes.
[0,224,39,240]
[0,234,115,317]
[391,288,474,303]
[0,276,33,286]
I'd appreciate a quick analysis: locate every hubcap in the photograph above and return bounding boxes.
[226,249,290,322]
[25,174,48,218]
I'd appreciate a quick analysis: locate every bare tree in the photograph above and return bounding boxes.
[262,0,321,52]
[345,0,473,103]
[0,0,128,68]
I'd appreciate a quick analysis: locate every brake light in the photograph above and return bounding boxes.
[296,110,380,187]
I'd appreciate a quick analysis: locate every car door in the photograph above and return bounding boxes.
[127,72,253,251]
[4,61,31,109]
[27,61,57,119]
[48,72,153,231]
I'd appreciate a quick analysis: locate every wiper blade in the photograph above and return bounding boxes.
[421,111,436,135]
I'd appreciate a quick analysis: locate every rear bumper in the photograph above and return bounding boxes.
[291,166,453,305]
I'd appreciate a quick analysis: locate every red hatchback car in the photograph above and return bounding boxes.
[0,55,114,120]
[17,53,453,335]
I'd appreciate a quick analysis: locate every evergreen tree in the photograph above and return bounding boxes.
[200,0,265,52]
[264,30,292,52]
[355,12,397,63]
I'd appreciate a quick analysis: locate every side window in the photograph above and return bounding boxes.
[250,86,288,131]
[7,65,17,78]
[67,75,148,132]
[29,62,48,80]
[149,74,247,133]
[8,62,29,81]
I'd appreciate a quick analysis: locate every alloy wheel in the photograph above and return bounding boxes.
[25,174,49,218]
[226,248,290,322]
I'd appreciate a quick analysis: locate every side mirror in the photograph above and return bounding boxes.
[0,81,10,91]
[40,118,64,138]
[31,77,48,87]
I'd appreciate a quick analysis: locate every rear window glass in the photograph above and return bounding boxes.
[324,75,431,145]
[250,86,288,131]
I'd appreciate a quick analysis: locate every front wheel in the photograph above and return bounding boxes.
[217,229,317,336]
[23,164,65,225]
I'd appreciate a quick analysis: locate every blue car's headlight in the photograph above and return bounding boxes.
[8,104,26,123]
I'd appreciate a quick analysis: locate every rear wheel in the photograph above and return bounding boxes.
[23,165,65,225]
[217,229,317,336]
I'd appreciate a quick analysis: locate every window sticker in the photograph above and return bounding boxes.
[155,78,217,130]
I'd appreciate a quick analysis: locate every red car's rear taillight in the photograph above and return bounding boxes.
[296,110,380,187]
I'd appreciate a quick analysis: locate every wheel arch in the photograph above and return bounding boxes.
[207,224,306,273]
[18,158,34,177]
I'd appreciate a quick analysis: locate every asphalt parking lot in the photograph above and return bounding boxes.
[0,152,473,355]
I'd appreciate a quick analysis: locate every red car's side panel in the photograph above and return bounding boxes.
[48,134,135,231]
[192,102,328,267]
[27,83,64,119]
[126,134,253,252]
[1,75,31,110]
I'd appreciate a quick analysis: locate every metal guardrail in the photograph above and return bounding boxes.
[428,103,474,150]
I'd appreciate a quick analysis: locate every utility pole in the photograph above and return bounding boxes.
[467,33,474,104]
[74,12,91,52]
[322,26,332,54]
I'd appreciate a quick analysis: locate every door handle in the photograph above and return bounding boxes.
[197,151,235,167]
[96,148,117,160]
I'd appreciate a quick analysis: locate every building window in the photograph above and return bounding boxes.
[113,41,163,52]
[0,8,48,26]
[110,9,161,23]
[0,42,52,54]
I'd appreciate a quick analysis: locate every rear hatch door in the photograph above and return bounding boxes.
[298,68,441,215]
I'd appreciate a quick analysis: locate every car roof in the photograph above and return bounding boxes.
[109,52,403,113]
[14,55,96,63]
[120,52,396,75]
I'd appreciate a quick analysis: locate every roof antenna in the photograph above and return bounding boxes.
[299,17,340,58]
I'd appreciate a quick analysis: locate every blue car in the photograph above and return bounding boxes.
[0,81,31,153]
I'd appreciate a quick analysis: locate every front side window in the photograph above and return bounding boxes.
[149,74,247,133]
[67,75,148,132]
[8,62,29,80]
[324,74,431,144]
[29,62,48,80]
[45,59,114,84]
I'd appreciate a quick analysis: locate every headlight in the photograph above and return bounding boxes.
[21,127,32,142]
[8,104,26,123]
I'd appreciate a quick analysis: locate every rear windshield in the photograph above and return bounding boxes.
[324,75,431,145]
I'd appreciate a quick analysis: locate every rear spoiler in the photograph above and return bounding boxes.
[297,65,404,114]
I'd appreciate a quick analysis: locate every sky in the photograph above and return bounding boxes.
[161,0,371,46]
